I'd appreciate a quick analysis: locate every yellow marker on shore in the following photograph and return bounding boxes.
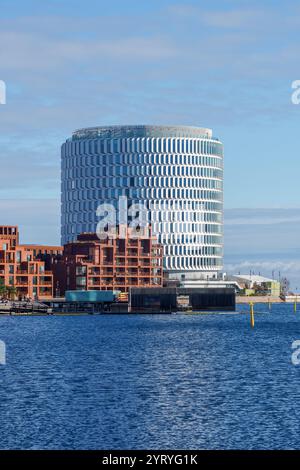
[294,297,297,313]
[250,302,255,328]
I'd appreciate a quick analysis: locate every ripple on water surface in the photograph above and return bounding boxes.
[0,304,299,449]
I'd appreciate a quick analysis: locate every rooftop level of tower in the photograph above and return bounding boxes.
[69,125,216,141]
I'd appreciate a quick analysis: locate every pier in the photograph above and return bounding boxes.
[0,301,52,315]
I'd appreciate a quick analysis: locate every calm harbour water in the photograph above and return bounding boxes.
[0,303,300,450]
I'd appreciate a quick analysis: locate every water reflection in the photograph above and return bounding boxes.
[0,306,299,449]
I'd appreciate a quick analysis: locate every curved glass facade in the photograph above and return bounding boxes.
[61,125,224,275]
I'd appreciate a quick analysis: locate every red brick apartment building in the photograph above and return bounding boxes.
[53,225,163,295]
[0,226,62,300]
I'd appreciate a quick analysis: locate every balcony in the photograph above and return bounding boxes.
[126,280,138,286]
[102,259,113,265]
[100,270,113,276]
[39,289,52,297]
[115,260,126,266]
[78,257,93,264]
[89,270,100,276]
[126,270,138,275]
[139,269,151,276]
[127,239,138,245]
[127,259,138,266]
[139,281,153,286]
[100,281,113,286]
[16,269,29,275]
[116,268,125,274]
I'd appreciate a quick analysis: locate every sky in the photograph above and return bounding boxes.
[0,0,299,287]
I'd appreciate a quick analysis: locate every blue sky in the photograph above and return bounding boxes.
[0,0,299,286]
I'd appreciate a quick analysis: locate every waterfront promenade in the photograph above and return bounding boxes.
[237,296,283,304]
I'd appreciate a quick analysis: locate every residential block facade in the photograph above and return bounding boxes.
[53,225,163,295]
[0,226,62,300]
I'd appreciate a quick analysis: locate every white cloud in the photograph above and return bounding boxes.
[224,208,300,288]
[225,208,300,226]
[201,9,264,29]
[0,27,176,71]
[226,259,300,274]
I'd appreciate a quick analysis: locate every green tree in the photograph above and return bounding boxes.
[6,285,17,300]
[0,279,6,297]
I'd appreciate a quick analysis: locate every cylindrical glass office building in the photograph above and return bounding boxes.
[61,125,224,280]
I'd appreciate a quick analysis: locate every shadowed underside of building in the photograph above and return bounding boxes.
[130,287,235,312]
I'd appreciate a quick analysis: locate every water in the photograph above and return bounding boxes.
[0,303,299,450]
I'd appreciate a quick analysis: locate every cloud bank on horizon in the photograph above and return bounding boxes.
[0,0,299,285]
[0,200,298,287]
[224,209,300,288]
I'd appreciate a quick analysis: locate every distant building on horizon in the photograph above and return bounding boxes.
[61,125,224,286]
[230,274,281,297]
